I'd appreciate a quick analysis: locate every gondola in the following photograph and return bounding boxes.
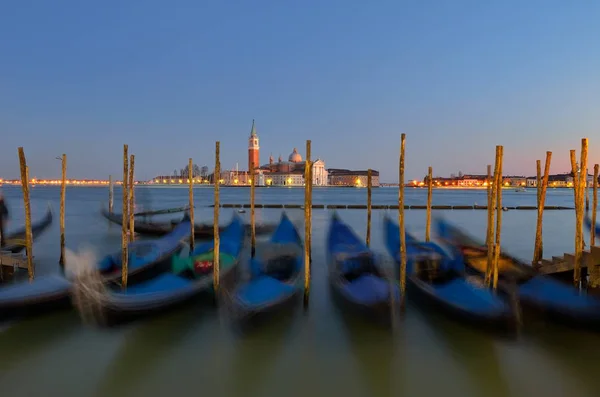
[2,205,54,254]
[101,207,277,239]
[435,217,600,328]
[0,213,191,321]
[584,213,599,241]
[133,205,192,217]
[383,216,516,332]
[83,212,245,326]
[228,212,303,327]
[326,213,399,324]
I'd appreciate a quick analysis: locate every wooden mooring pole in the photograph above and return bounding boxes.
[128,154,135,243]
[17,148,34,281]
[398,133,407,311]
[250,165,256,257]
[303,140,312,308]
[425,166,433,242]
[121,145,129,288]
[59,154,67,266]
[592,164,599,245]
[188,158,195,252]
[577,139,588,286]
[492,146,504,290]
[108,175,114,214]
[366,169,372,247]
[485,165,492,245]
[532,152,552,265]
[486,151,500,286]
[213,142,221,298]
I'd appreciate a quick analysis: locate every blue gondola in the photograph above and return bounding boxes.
[229,212,303,326]
[383,216,516,332]
[326,213,400,324]
[2,205,54,254]
[436,217,600,329]
[85,213,245,325]
[585,214,600,241]
[0,213,192,321]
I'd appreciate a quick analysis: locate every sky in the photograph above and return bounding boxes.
[1,0,599,182]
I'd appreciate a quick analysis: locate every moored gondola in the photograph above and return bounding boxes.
[326,213,399,325]
[435,217,600,329]
[228,212,303,328]
[384,216,517,332]
[0,213,191,321]
[101,207,277,239]
[2,205,54,254]
[78,212,245,326]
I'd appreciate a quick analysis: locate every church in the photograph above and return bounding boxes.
[243,120,328,187]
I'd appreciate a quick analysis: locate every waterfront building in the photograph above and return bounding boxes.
[328,169,380,187]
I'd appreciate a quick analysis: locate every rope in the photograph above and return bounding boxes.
[65,248,110,326]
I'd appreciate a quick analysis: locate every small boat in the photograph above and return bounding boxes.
[326,213,399,324]
[435,217,600,328]
[383,216,516,331]
[82,213,245,325]
[133,205,192,217]
[228,212,303,326]
[2,205,54,254]
[0,214,191,321]
[101,207,276,239]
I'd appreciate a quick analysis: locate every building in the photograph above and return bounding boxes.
[248,120,260,172]
[328,169,380,187]
[502,176,527,187]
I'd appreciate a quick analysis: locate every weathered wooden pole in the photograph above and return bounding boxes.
[425,166,433,242]
[213,142,221,297]
[576,139,588,286]
[128,154,135,243]
[108,175,114,214]
[188,158,195,252]
[486,150,501,286]
[586,167,590,211]
[592,164,599,245]
[250,164,256,257]
[536,160,542,208]
[59,154,67,266]
[121,145,129,288]
[485,164,492,245]
[532,152,552,265]
[366,169,372,247]
[492,146,504,290]
[17,148,34,281]
[398,133,407,311]
[303,140,312,308]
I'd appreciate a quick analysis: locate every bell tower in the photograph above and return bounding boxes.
[248,119,260,172]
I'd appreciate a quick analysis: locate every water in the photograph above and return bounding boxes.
[1,185,599,397]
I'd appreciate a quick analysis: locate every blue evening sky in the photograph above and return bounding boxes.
[1,0,599,182]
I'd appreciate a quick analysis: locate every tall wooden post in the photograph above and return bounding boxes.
[108,175,114,214]
[188,158,195,252]
[486,150,501,286]
[303,140,312,308]
[59,154,67,266]
[128,154,135,243]
[532,152,552,265]
[366,169,372,247]
[575,139,588,287]
[592,164,599,245]
[213,142,221,297]
[121,145,129,288]
[485,165,492,245]
[492,146,504,290]
[398,133,407,311]
[250,164,256,257]
[17,148,34,281]
[425,166,433,242]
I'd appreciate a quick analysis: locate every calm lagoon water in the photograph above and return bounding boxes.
[1,185,599,397]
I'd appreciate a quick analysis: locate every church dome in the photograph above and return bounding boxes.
[288,148,302,163]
